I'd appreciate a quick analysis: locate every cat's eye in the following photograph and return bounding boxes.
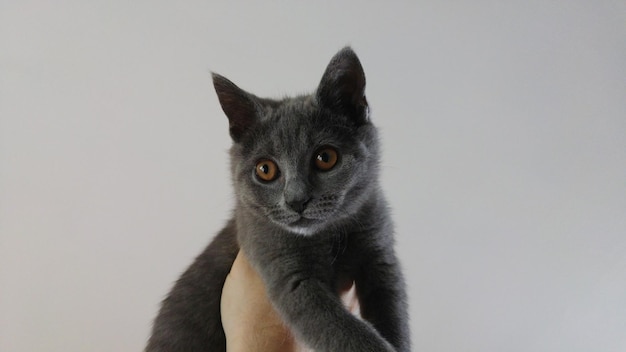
[255,159,279,182]
[314,147,339,171]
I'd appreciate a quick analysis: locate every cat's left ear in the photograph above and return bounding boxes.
[212,73,259,142]
[316,47,369,125]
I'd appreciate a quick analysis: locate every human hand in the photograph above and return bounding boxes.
[220,251,360,352]
[221,251,296,352]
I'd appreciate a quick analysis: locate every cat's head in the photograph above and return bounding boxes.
[213,47,380,235]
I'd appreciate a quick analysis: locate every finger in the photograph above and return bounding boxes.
[339,281,361,318]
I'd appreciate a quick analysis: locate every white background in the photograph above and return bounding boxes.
[1,1,625,351]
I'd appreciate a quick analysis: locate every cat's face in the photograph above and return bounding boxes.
[230,98,378,235]
[214,47,378,235]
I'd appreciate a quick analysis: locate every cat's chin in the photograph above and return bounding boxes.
[286,226,317,236]
[282,217,323,236]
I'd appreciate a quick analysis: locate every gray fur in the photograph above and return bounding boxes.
[146,47,410,352]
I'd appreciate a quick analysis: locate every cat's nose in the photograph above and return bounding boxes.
[286,197,311,214]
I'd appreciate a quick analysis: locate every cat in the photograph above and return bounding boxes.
[145,47,410,352]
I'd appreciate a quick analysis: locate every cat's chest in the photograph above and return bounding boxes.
[283,231,363,277]
[329,233,366,281]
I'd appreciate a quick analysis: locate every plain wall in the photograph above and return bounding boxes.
[1,1,625,351]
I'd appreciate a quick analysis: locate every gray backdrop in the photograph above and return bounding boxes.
[1,1,625,351]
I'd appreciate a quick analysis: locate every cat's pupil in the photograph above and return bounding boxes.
[319,153,330,163]
[260,164,269,174]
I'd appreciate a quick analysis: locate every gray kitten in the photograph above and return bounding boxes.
[146,47,410,352]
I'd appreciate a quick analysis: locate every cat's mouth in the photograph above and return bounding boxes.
[263,208,322,233]
[263,197,341,235]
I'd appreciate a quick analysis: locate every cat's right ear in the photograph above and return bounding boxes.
[212,73,258,142]
[316,47,369,126]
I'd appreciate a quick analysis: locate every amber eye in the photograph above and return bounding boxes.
[314,147,339,171]
[255,159,279,182]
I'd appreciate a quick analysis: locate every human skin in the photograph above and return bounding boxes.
[221,251,360,352]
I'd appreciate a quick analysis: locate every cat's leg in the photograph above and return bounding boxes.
[264,266,397,352]
[355,249,411,352]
